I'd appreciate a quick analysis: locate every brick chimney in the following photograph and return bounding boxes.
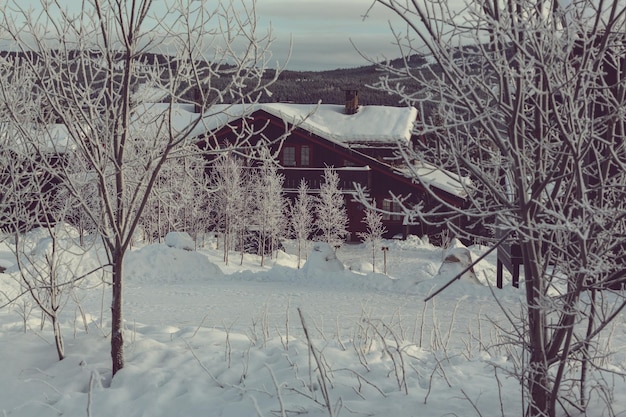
[344,89,358,115]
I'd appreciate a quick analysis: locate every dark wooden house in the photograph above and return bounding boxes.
[190,99,470,241]
[7,84,469,241]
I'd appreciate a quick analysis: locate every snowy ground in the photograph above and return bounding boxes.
[0,231,625,417]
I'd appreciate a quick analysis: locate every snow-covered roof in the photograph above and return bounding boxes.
[396,161,471,199]
[257,103,417,144]
[20,102,417,153]
[138,102,418,145]
[12,101,466,198]
[132,103,245,138]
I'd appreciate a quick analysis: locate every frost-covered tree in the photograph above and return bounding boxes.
[211,153,249,266]
[316,167,348,248]
[142,153,208,244]
[250,147,286,266]
[235,169,256,266]
[0,0,278,376]
[290,179,314,269]
[367,0,626,415]
[358,208,387,273]
[182,164,213,248]
[61,153,101,247]
[0,137,99,361]
[12,221,77,361]
[0,145,69,360]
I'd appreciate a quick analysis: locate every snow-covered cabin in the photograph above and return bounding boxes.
[186,98,470,241]
[4,89,469,241]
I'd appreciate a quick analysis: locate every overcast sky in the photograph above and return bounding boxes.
[10,0,405,71]
[255,0,403,71]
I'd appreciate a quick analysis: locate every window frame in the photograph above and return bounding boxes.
[381,199,403,222]
[281,144,312,167]
[282,146,296,166]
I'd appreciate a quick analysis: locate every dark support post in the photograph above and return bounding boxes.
[497,244,521,289]
[497,259,520,288]
[381,246,389,275]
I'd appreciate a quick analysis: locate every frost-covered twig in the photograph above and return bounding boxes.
[335,316,347,351]
[364,318,408,394]
[87,371,95,417]
[460,388,484,417]
[223,320,236,368]
[424,352,453,404]
[336,367,388,398]
[297,308,336,417]
[265,364,287,417]
[443,299,462,353]
[191,314,209,338]
[183,339,225,389]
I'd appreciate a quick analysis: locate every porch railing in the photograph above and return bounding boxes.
[280,166,371,192]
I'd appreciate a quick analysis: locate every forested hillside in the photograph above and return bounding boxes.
[1,49,432,107]
[261,55,430,106]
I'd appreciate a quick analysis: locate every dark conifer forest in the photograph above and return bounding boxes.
[260,55,430,106]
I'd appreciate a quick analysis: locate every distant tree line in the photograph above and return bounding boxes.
[1,49,437,108]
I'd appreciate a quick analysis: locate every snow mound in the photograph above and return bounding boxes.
[273,250,298,268]
[125,243,222,283]
[17,224,81,256]
[301,242,344,276]
[436,245,479,284]
[164,232,195,251]
[348,259,376,273]
[392,234,428,250]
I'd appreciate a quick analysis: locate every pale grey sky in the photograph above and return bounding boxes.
[256,0,403,70]
[8,0,405,71]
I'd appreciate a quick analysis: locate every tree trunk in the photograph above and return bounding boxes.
[523,238,552,417]
[297,238,302,269]
[52,315,65,361]
[260,227,266,267]
[527,356,551,417]
[111,251,125,376]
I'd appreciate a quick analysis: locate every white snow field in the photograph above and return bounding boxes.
[0,231,625,417]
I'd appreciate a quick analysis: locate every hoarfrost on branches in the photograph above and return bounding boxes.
[0,0,280,376]
[315,167,349,248]
[367,0,626,415]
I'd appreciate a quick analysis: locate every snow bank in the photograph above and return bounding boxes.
[1,233,625,417]
[164,231,195,251]
[125,243,223,283]
[301,242,344,277]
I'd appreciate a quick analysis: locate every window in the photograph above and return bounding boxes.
[300,145,310,167]
[281,144,311,167]
[282,146,296,166]
[382,199,403,221]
